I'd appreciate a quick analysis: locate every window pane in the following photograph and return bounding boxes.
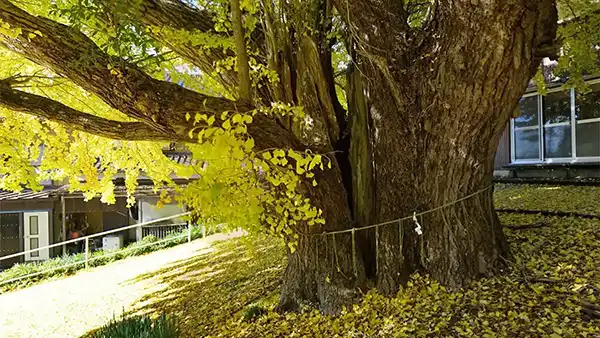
[514,96,538,128]
[30,238,39,257]
[576,122,600,157]
[29,216,38,236]
[515,129,539,159]
[543,91,571,125]
[544,125,572,158]
[576,83,600,121]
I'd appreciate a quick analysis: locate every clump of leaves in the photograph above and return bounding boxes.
[89,313,178,338]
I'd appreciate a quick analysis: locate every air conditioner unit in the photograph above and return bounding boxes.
[102,235,124,251]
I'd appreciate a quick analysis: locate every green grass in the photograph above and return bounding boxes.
[88,313,178,338]
[0,225,217,293]
[494,184,600,215]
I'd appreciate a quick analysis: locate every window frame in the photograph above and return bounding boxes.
[510,79,600,164]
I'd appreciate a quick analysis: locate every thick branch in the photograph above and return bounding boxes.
[137,0,238,92]
[135,0,272,102]
[230,0,251,100]
[331,0,409,55]
[0,0,300,150]
[0,82,174,140]
[0,0,237,132]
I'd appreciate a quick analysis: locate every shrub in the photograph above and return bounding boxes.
[90,313,178,338]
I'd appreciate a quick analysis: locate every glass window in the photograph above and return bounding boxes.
[543,91,571,125]
[29,216,38,235]
[512,84,600,162]
[30,238,39,257]
[576,83,600,121]
[575,83,600,158]
[514,96,538,128]
[515,129,540,159]
[576,122,600,157]
[541,91,572,158]
[544,125,572,158]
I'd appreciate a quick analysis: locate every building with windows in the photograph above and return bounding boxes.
[0,152,192,269]
[495,77,600,180]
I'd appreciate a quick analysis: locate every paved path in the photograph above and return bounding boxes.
[0,232,241,338]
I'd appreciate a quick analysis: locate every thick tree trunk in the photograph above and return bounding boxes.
[278,0,558,311]
[359,0,558,295]
[276,165,366,314]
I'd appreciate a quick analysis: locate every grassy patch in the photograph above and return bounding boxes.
[0,225,216,293]
[88,313,178,338]
[126,185,600,337]
[495,184,600,215]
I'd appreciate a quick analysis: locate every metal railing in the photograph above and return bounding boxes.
[141,222,189,239]
[0,212,195,287]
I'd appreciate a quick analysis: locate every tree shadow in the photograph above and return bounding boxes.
[80,235,285,337]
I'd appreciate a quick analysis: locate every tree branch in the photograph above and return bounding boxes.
[0,80,175,141]
[230,0,251,100]
[331,0,409,56]
[134,0,272,102]
[136,0,239,93]
[0,0,302,150]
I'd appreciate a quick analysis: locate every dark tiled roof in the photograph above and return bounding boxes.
[0,188,57,201]
[93,152,193,170]
[0,184,182,201]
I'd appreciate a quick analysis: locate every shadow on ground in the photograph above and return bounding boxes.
[80,235,285,337]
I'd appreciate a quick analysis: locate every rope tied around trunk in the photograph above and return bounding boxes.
[298,185,493,281]
[299,185,493,237]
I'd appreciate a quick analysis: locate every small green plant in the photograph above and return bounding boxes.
[241,304,268,323]
[90,313,179,338]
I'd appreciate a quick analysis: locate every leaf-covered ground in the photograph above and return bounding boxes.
[126,184,600,337]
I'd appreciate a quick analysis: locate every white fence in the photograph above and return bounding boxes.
[0,212,196,287]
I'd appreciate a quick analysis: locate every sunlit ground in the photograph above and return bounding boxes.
[0,232,242,338]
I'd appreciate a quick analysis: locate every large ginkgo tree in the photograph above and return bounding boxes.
[0,0,598,313]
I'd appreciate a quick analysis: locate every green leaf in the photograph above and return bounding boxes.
[207,115,216,126]
[244,138,254,151]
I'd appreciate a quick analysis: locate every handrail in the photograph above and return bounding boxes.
[0,212,191,262]
[141,222,188,228]
[0,233,189,287]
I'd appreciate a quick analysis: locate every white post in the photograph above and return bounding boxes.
[84,238,89,270]
[202,225,206,238]
[136,200,143,242]
[187,222,192,243]
[61,195,66,255]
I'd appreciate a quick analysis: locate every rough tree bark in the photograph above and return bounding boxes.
[345,1,559,294]
[0,0,560,314]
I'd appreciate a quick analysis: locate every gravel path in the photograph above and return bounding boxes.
[0,232,241,338]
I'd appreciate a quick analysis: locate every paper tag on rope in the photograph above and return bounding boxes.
[413,212,422,235]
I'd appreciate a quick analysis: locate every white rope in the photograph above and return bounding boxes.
[303,185,493,236]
